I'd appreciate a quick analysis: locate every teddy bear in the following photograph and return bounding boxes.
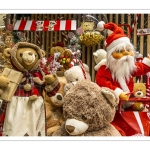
[132,82,148,111]
[50,42,73,71]
[0,42,60,136]
[64,63,91,93]
[93,49,107,71]
[50,42,65,58]
[52,79,121,136]
[44,74,67,136]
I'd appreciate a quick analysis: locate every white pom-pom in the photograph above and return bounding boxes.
[97,21,105,31]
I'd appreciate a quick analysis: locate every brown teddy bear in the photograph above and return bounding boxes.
[52,79,121,136]
[132,82,148,111]
[50,42,65,58]
[50,42,73,71]
[44,74,67,136]
[0,42,60,136]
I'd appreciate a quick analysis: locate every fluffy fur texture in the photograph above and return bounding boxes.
[93,49,107,71]
[52,80,121,136]
[45,76,67,136]
[64,64,91,93]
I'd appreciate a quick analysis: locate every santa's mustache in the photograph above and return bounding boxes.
[117,55,133,63]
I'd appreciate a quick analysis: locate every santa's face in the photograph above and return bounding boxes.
[111,49,134,59]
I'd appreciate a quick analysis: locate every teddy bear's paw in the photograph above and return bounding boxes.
[100,89,118,107]
[47,126,60,136]
[29,95,38,101]
[0,74,10,88]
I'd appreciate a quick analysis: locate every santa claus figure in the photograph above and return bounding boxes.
[96,21,150,109]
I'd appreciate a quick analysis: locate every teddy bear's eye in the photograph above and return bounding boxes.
[82,115,87,121]
[20,53,23,57]
[76,78,78,81]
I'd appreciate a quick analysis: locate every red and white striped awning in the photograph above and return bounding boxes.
[13,20,76,31]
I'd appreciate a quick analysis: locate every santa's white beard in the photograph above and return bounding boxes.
[107,55,137,92]
[107,55,137,109]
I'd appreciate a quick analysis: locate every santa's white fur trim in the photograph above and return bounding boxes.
[107,37,130,51]
[142,57,150,67]
[97,21,105,31]
[114,88,123,98]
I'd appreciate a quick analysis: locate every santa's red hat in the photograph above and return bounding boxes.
[97,21,131,51]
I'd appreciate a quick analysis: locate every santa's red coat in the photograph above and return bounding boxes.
[96,60,150,95]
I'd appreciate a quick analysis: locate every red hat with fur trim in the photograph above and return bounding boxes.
[97,21,130,51]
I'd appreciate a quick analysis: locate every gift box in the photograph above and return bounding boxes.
[111,98,150,136]
[112,111,150,136]
[0,68,23,101]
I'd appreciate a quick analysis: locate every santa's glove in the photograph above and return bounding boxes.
[119,92,130,101]
[29,95,38,101]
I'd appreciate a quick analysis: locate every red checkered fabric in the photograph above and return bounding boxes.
[0,101,8,136]
[46,83,60,97]
[14,69,45,97]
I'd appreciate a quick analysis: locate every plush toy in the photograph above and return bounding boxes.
[52,79,121,136]
[93,49,107,71]
[60,49,72,70]
[0,42,60,136]
[0,74,10,94]
[44,75,67,136]
[96,21,150,110]
[132,82,148,111]
[64,63,91,93]
[50,43,73,71]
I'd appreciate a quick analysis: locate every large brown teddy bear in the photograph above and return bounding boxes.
[0,42,60,136]
[52,79,121,136]
[44,74,67,136]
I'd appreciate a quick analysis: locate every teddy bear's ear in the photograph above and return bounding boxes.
[3,48,11,58]
[41,50,45,58]
[93,52,98,57]
[100,88,119,107]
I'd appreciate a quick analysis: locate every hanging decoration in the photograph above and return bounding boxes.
[67,29,82,60]
[78,15,105,46]
[13,20,77,31]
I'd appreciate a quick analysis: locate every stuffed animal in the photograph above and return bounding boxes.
[60,49,72,70]
[64,63,91,93]
[50,43,73,71]
[93,49,107,71]
[50,42,65,58]
[0,42,60,136]
[0,74,10,94]
[44,75,67,136]
[52,79,121,136]
[132,82,148,111]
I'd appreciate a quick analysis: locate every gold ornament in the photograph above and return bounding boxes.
[24,83,32,91]
[79,31,104,46]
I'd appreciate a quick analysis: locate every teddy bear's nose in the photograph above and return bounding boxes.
[66,125,75,133]
[57,95,62,100]
[137,92,141,95]
[28,52,33,55]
